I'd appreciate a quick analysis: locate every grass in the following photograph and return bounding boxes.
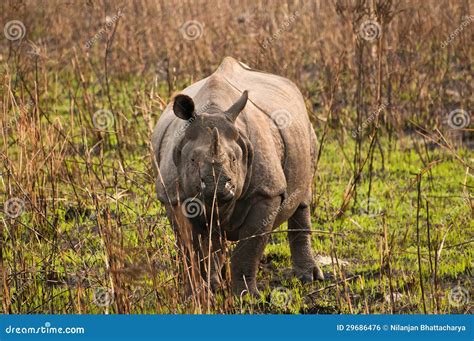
[1,0,472,314]
[2,73,472,313]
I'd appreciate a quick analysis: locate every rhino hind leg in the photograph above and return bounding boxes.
[288,204,324,282]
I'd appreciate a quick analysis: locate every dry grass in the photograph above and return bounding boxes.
[1,0,472,314]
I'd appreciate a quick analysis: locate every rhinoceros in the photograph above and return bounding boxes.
[152,57,324,295]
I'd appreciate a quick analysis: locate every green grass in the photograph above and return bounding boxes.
[256,137,472,314]
[2,72,472,314]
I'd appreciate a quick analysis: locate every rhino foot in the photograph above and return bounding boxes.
[313,265,325,281]
[296,265,325,283]
[232,278,259,297]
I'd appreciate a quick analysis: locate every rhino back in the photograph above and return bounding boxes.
[152,57,315,214]
[217,58,315,224]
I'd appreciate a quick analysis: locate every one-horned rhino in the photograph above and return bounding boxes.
[152,57,324,295]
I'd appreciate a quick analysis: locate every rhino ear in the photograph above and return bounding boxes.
[173,94,195,120]
[225,90,248,122]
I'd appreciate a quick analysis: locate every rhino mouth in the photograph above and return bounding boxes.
[220,183,236,202]
[224,181,236,197]
[200,180,236,203]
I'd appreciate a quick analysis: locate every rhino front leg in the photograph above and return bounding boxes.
[288,204,324,282]
[231,197,281,296]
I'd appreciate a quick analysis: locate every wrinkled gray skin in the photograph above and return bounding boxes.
[152,57,324,295]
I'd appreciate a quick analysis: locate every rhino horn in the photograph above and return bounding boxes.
[225,90,248,122]
[211,127,221,157]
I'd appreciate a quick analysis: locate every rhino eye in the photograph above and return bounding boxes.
[191,158,196,163]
